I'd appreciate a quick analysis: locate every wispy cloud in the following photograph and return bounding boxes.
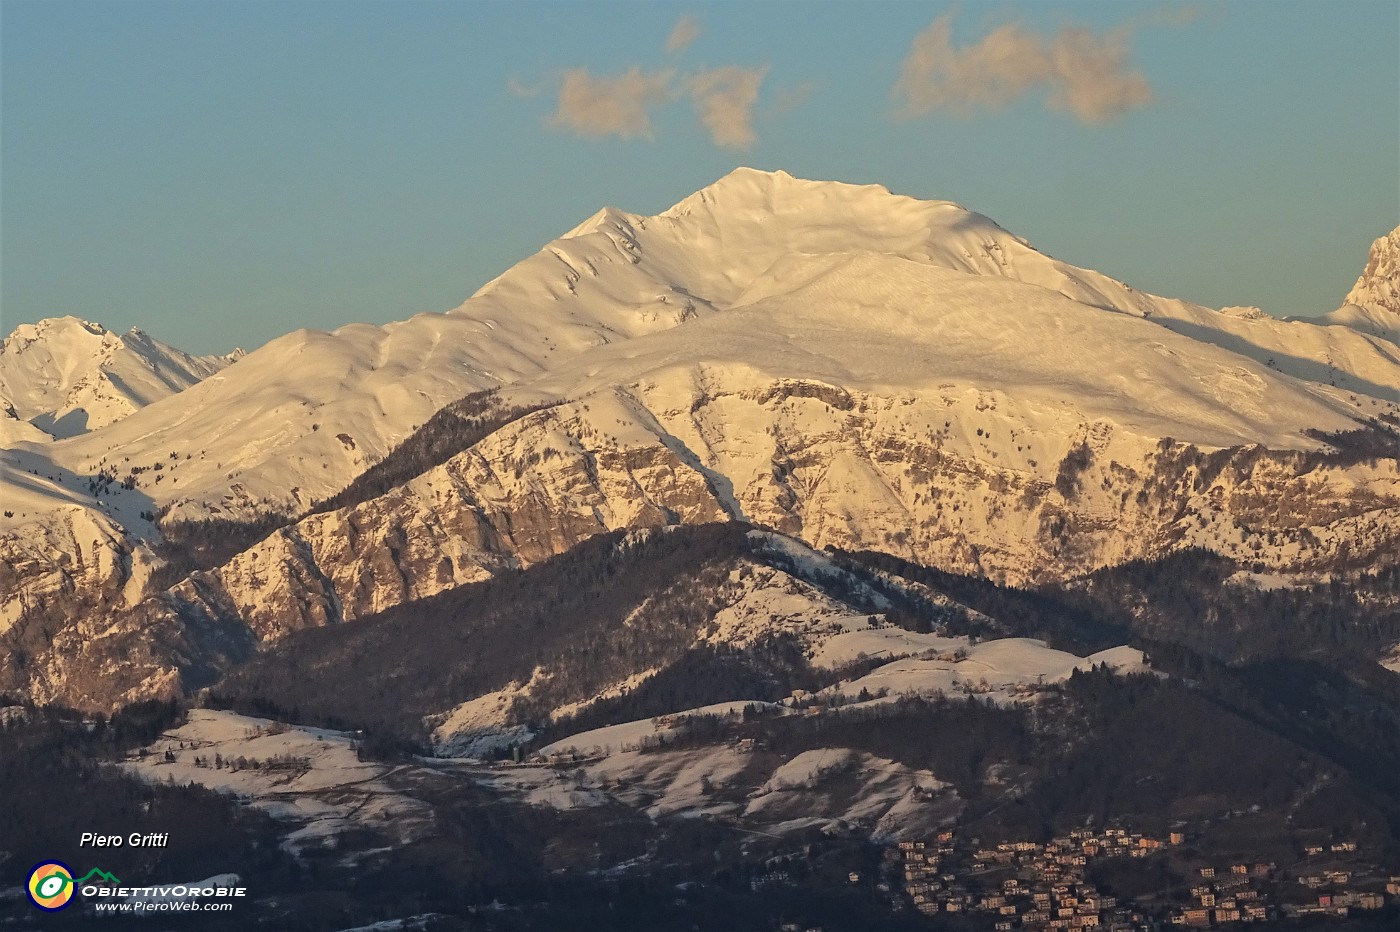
[894,13,1155,124]
[666,14,701,54]
[525,15,778,148]
[550,67,675,140]
[688,66,769,149]
[1046,26,1152,124]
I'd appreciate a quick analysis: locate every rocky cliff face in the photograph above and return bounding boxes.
[1346,227,1400,316]
[0,505,174,708]
[1315,226,1400,344]
[204,376,1396,631]
[0,505,154,636]
[202,401,730,640]
[11,369,1395,711]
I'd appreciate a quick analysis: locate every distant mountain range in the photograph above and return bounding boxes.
[0,315,241,441]
[1,169,1397,717]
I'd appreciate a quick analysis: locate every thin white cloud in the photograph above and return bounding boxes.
[687,65,769,149]
[550,67,675,140]
[666,14,701,54]
[894,13,1153,125]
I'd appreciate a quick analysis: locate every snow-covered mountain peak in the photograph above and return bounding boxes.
[580,168,1225,325]
[472,168,1203,351]
[0,316,238,438]
[3,315,115,353]
[9,175,1400,538]
[654,168,1002,275]
[661,166,959,219]
[1307,226,1400,345]
[1345,226,1400,315]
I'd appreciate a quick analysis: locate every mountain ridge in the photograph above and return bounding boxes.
[15,171,1395,528]
[2,169,1398,711]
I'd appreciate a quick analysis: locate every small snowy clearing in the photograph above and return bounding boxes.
[125,709,433,854]
[538,701,779,758]
[826,638,1148,707]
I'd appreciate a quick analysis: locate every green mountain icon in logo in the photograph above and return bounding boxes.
[73,868,121,886]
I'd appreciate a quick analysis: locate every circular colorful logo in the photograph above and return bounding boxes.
[26,861,75,911]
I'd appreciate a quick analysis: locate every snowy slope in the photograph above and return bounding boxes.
[133,709,960,850]
[0,402,50,446]
[21,198,732,520]
[825,638,1148,708]
[0,456,154,635]
[126,709,433,854]
[0,317,238,438]
[1314,303,1400,347]
[428,538,1134,762]
[474,742,962,841]
[1147,299,1400,400]
[517,252,1390,448]
[30,316,509,522]
[537,701,779,758]
[559,167,1172,316]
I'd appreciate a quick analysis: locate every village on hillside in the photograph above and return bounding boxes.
[884,827,1395,929]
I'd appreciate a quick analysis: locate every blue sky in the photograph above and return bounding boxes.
[3,1,1396,354]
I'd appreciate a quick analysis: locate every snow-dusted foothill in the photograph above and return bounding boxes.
[125,709,434,855]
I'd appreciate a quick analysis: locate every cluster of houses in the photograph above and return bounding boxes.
[1269,849,1389,922]
[1171,854,1390,925]
[1169,863,1277,926]
[886,828,1159,930]
[887,829,1393,929]
[1278,891,1384,921]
